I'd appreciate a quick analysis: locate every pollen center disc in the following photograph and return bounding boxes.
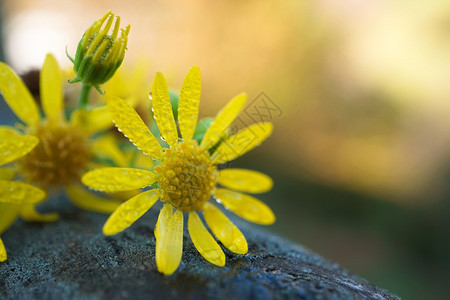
[155,140,217,212]
[19,123,92,188]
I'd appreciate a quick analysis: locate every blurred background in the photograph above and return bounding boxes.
[1,0,450,298]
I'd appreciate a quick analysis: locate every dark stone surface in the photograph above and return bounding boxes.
[0,197,399,300]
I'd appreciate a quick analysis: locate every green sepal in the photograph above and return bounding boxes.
[193,118,213,144]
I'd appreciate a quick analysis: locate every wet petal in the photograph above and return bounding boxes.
[0,62,39,127]
[0,238,6,262]
[19,205,59,222]
[218,169,273,194]
[212,122,273,164]
[0,180,45,205]
[66,184,122,214]
[151,72,178,148]
[107,97,162,159]
[214,188,275,225]
[103,189,161,235]
[0,134,38,166]
[41,53,64,123]
[200,93,246,149]
[156,204,184,275]
[203,202,247,254]
[188,212,225,266]
[82,167,157,192]
[0,203,19,234]
[178,66,201,141]
[154,203,173,240]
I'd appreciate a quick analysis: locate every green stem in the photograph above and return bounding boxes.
[78,83,93,109]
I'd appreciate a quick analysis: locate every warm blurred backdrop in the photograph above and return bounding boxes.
[1,0,449,298]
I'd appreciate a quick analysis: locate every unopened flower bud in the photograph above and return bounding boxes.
[68,11,130,90]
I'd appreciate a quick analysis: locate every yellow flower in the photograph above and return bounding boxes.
[0,53,140,214]
[0,127,47,262]
[82,66,275,275]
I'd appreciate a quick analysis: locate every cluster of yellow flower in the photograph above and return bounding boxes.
[0,11,275,275]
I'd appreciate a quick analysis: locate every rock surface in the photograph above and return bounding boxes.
[0,199,399,300]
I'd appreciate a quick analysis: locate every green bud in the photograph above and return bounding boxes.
[68,11,130,90]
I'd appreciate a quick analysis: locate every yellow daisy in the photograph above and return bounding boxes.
[0,127,47,262]
[82,66,275,275]
[0,53,133,214]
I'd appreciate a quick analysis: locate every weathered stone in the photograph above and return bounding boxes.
[0,198,398,299]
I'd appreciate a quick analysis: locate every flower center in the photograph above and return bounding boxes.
[19,123,92,189]
[155,140,217,212]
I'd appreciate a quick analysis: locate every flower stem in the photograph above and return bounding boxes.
[78,83,93,109]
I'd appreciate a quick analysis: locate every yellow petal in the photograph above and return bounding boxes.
[203,202,247,254]
[188,212,225,267]
[154,215,160,240]
[217,169,273,194]
[66,184,122,214]
[0,180,45,205]
[70,106,113,134]
[91,134,129,167]
[41,53,63,123]
[107,97,162,159]
[19,205,59,222]
[200,93,246,149]
[0,62,40,127]
[103,189,160,235]
[0,238,6,262]
[212,122,273,164]
[151,72,178,148]
[178,66,201,141]
[0,134,38,166]
[107,189,141,201]
[214,188,275,225]
[0,126,18,136]
[82,167,157,192]
[0,203,19,234]
[133,151,154,170]
[154,203,173,240]
[0,168,17,181]
[156,204,184,275]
